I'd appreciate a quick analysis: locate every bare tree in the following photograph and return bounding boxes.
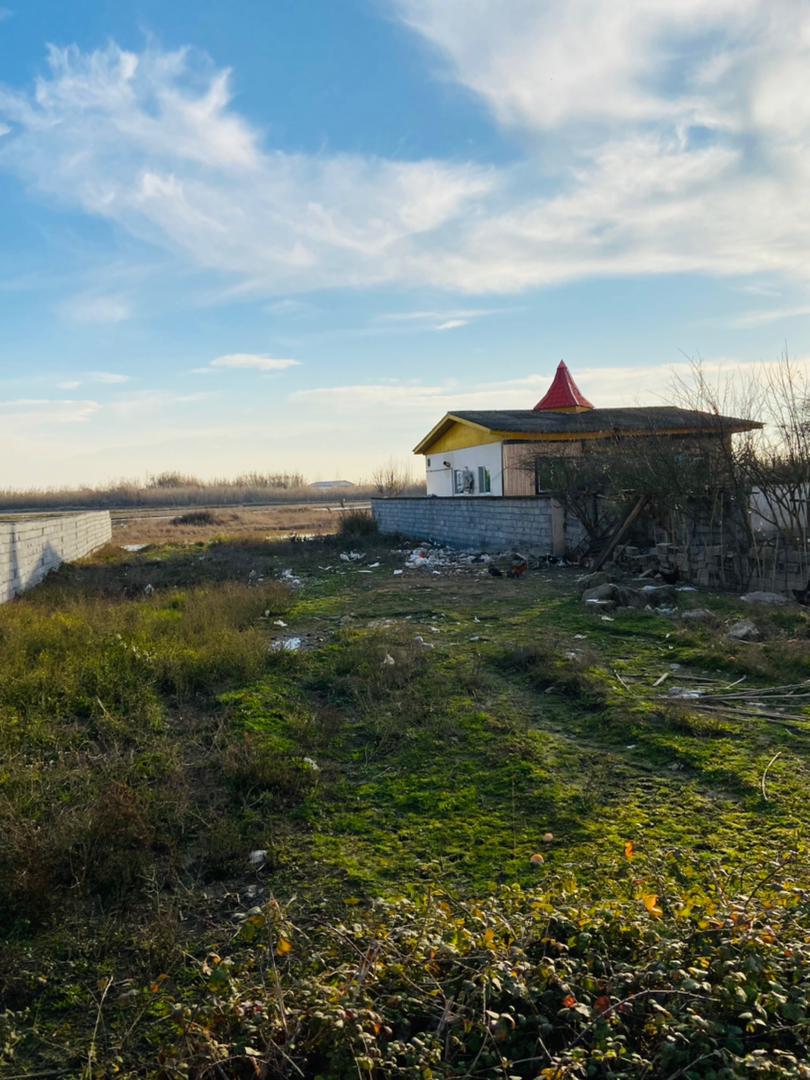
[371,459,417,497]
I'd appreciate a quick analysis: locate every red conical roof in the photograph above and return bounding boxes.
[533,361,594,412]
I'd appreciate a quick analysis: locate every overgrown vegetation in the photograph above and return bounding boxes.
[2,532,810,1076]
[532,354,810,586]
[0,467,425,510]
[337,507,380,540]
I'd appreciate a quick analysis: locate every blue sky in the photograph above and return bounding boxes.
[1,0,809,486]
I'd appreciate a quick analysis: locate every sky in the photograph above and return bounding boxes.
[1,0,810,487]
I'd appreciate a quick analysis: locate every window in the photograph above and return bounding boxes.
[535,457,565,494]
[478,466,491,493]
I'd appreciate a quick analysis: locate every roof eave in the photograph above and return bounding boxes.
[413,412,496,454]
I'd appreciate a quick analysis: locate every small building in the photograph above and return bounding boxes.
[413,361,760,497]
[308,480,357,491]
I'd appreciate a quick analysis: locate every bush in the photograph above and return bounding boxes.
[336,509,379,540]
[171,509,222,526]
[68,851,810,1078]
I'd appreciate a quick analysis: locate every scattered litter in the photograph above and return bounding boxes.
[401,543,520,576]
[357,569,373,574]
[626,744,637,750]
[248,850,268,866]
[676,585,698,592]
[414,635,435,648]
[382,653,396,666]
[122,544,147,552]
[741,590,790,605]
[667,686,703,700]
[393,569,403,576]
[573,633,588,640]
[272,637,303,652]
[600,615,615,622]
[368,561,380,568]
[280,569,303,587]
[273,619,288,627]
[143,583,154,596]
[340,551,365,562]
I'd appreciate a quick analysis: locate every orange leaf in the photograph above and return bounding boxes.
[593,994,612,1015]
[641,893,662,918]
[562,994,577,1008]
[276,937,293,956]
[624,841,635,860]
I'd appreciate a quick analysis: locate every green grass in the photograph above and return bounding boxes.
[2,536,810,1076]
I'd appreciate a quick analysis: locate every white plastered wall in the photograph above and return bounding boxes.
[423,442,504,497]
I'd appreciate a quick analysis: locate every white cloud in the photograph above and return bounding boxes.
[729,305,810,329]
[395,0,753,133]
[435,319,467,331]
[1,14,810,298]
[92,371,130,384]
[58,293,132,323]
[202,353,302,373]
[56,371,131,389]
[0,398,100,426]
[0,43,491,293]
[291,355,810,421]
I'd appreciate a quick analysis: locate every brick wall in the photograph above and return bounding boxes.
[372,496,576,553]
[0,511,112,603]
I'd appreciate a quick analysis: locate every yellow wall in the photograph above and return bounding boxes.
[425,421,497,452]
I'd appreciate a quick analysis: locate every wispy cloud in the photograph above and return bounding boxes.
[378,306,506,332]
[1,11,810,299]
[0,8,12,22]
[729,304,810,329]
[0,398,100,425]
[193,353,302,374]
[58,293,132,324]
[290,356,810,419]
[57,371,131,390]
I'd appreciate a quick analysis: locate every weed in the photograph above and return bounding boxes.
[171,509,223,526]
[336,507,379,540]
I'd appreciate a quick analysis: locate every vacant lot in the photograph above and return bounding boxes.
[2,521,810,1077]
[112,501,359,545]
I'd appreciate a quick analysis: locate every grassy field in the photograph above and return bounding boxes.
[2,516,810,1078]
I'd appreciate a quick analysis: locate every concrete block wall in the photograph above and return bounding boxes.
[372,496,559,553]
[0,511,112,603]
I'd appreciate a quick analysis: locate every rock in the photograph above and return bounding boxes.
[680,608,714,622]
[615,585,645,609]
[582,582,619,603]
[727,618,761,642]
[740,591,790,605]
[578,571,620,591]
[640,584,677,606]
[582,582,645,610]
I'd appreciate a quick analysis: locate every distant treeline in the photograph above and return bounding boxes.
[0,470,425,510]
